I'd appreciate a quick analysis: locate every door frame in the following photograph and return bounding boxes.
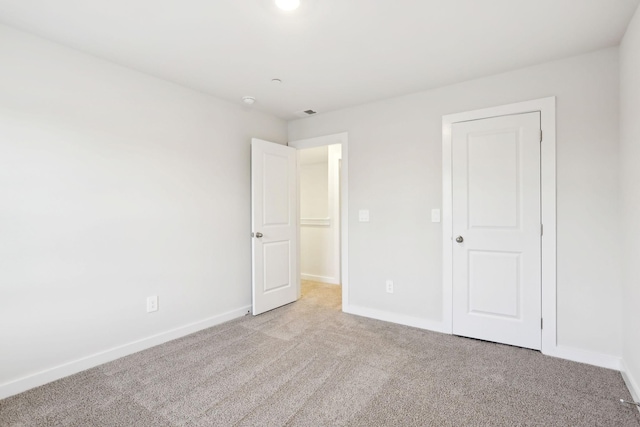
[289,132,349,308]
[442,97,556,355]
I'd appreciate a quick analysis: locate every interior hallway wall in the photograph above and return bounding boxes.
[619,3,640,399]
[288,47,622,359]
[0,24,287,393]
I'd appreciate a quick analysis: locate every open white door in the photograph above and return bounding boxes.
[251,138,298,315]
[452,112,541,350]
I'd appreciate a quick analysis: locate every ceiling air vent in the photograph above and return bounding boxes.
[294,109,319,118]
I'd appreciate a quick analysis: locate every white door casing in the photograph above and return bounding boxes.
[251,138,298,315]
[451,112,541,350]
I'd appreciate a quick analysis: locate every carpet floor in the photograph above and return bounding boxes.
[2,281,639,426]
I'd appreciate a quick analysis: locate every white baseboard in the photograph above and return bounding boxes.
[344,304,626,374]
[301,273,339,285]
[543,344,622,371]
[621,360,640,413]
[344,304,447,334]
[0,305,251,400]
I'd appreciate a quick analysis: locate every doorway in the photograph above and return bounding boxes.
[298,144,341,285]
[289,132,349,310]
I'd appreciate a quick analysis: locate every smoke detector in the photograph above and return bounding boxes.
[242,96,256,105]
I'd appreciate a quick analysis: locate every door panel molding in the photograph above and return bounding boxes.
[442,97,556,355]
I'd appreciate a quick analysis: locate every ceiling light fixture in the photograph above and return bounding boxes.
[242,96,256,105]
[275,0,300,11]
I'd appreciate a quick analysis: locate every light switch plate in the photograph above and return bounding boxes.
[359,209,370,222]
[431,209,441,223]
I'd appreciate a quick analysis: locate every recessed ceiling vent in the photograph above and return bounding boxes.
[294,109,319,118]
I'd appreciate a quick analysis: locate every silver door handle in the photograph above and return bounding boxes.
[455,236,464,243]
[255,232,263,238]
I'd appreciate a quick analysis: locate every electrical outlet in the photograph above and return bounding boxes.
[386,280,394,294]
[146,295,158,313]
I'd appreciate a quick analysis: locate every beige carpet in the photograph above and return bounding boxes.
[2,281,639,426]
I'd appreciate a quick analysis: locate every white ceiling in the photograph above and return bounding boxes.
[0,0,638,120]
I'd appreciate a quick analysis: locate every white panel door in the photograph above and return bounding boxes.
[452,112,541,350]
[251,139,298,315]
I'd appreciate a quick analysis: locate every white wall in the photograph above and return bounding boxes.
[288,48,622,359]
[0,24,287,395]
[620,5,640,400]
[300,148,330,219]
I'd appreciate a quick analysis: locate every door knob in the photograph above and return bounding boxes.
[456,236,464,243]
[255,232,263,238]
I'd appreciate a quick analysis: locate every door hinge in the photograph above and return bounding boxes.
[541,224,543,236]
[541,318,544,329]
[539,129,543,143]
